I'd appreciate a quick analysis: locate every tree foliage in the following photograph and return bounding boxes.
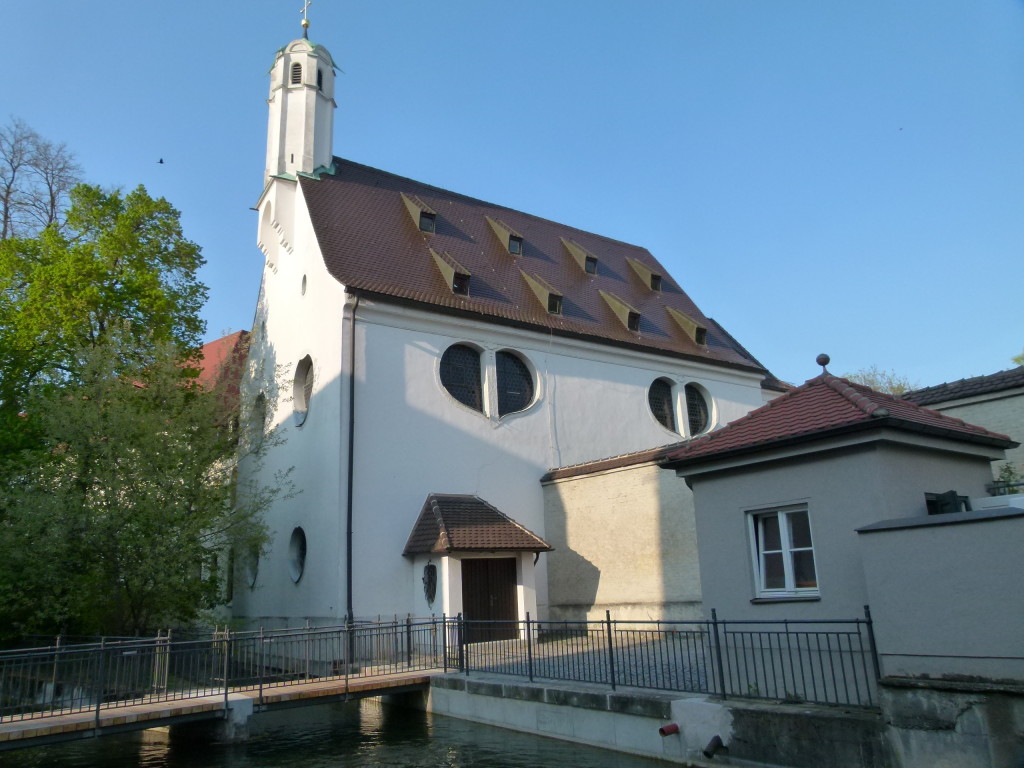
[0,331,284,638]
[0,184,207,454]
[1014,349,1023,367]
[841,365,917,396]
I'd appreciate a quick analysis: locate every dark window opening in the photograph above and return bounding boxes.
[419,211,436,233]
[585,256,598,274]
[685,383,709,435]
[695,327,708,346]
[452,273,470,295]
[650,274,663,291]
[925,491,971,516]
[291,62,302,85]
[496,351,534,416]
[317,68,323,91]
[627,311,640,332]
[648,378,676,432]
[547,294,563,315]
[508,235,523,255]
[440,344,482,412]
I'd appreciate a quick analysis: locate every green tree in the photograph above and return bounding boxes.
[1013,350,1023,367]
[0,184,206,454]
[0,331,283,639]
[841,365,917,396]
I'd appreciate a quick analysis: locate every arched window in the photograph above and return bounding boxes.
[288,527,307,583]
[440,344,482,412]
[685,383,710,435]
[496,351,534,416]
[293,355,314,425]
[291,62,303,85]
[648,378,676,432]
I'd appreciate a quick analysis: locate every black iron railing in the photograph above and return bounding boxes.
[0,609,879,724]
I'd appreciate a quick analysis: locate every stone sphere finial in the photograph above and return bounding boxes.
[816,353,830,372]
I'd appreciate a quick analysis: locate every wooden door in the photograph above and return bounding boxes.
[461,558,518,642]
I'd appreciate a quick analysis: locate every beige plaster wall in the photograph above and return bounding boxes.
[543,463,701,623]
[927,391,1024,478]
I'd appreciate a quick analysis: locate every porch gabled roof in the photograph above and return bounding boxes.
[403,494,551,555]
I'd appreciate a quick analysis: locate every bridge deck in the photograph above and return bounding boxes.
[0,670,434,750]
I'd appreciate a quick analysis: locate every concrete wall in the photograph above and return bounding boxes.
[858,509,1024,682]
[543,463,702,622]
[688,440,998,622]
[925,389,1024,479]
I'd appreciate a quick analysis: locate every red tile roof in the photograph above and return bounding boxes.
[195,331,249,401]
[903,366,1024,406]
[660,372,1017,470]
[300,159,773,378]
[403,494,551,555]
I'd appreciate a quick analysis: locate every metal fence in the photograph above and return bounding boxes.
[0,609,879,724]
[453,608,880,708]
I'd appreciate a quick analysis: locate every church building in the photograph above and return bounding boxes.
[232,23,783,628]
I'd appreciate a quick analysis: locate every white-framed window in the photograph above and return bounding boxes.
[748,506,818,597]
[647,377,713,437]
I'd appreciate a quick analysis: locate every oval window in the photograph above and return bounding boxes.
[496,351,534,416]
[685,383,710,435]
[440,344,483,412]
[293,356,314,425]
[648,378,676,432]
[288,527,307,583]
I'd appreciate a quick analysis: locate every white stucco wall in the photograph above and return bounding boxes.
[543,463,702,622]
[686,439,1000,622]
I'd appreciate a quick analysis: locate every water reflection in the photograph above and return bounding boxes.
[0,700,670,768]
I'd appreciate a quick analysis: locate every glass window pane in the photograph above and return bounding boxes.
[648,379,676,431]
[496,351,534,416]
[760,514,781,551]
[792,550,817,589]
[685,383,709,434]
[440,344,482,411]
[762,552,785,589]
[788,511,812,549]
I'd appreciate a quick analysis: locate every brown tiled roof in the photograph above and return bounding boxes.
[196,331,249,391]
[403,494,552,555]
[902,366,1024,406]
[542,444,679,483]
[659,372,1017,470]
[300,159,772,375]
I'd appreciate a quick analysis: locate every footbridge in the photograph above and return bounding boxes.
[0,620,447,751]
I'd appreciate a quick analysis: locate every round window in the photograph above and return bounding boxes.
[496,351,534,416]
[293,355,314,425]
[288,527,307,583]
[685,383,710,435]
[648,378,676,432]
[440,344,483,412]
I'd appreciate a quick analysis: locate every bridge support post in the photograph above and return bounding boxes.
[220,693,254,742]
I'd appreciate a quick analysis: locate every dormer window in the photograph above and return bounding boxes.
[452,272,470,295]
[600,290,641,333]
[291,63,303,85]
[486,217,524,256]
[628,258,663,293]
[547,294,563,314]
[585,256,598,275]
[627,311,640,332]
[562,238,600,275]
[401,193,437,234]
[650,274,662,291]
[521,271,563,316]
[431,249,471,296]
[419,211,436,233]
[317,69,323,91]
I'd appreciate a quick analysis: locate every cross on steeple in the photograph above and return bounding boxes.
[300,0,312,38]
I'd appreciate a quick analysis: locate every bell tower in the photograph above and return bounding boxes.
[264,10,336,183]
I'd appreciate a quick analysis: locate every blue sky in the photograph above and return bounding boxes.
[4,1,1022,388]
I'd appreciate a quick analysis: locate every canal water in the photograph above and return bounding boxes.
[0,700,672,768]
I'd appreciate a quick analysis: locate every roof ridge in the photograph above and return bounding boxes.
[429,496,452,551]
[822,374,890,418]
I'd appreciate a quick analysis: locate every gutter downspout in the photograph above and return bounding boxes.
[342,292,360,623]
